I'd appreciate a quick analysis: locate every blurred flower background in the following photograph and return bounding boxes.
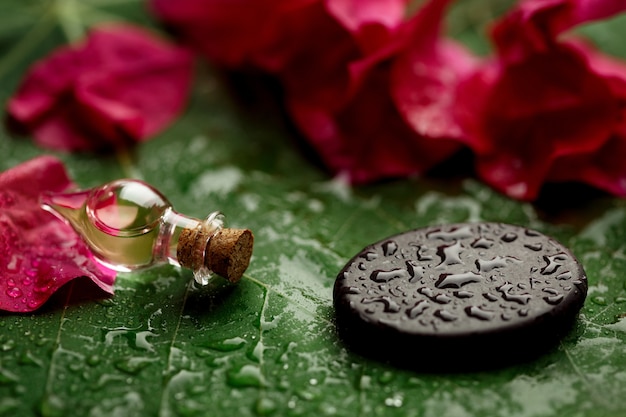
[6,0,626,202]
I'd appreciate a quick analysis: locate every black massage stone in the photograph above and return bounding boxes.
[333,223,587,370]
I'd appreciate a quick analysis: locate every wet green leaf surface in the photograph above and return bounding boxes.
[1,1,626,416]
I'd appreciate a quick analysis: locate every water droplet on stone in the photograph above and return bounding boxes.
[436,241,463,268]
[471,237,494,249]
[483,293,498,302]
[418,287,435,298]
[370,268,409,283]
[435,272,481,289]
[434,309,457,322]
[414,244,433,261]
[524,243,543,251]
[542,287,563,305]
[476,256,520,273]
[541,254,568,275]
[406,300,429,319]
[544,294,564,305]
[382,240,398,257]
[427,226,473,241]
[497,283,532,305]
[434,294,452,304]
[465,306,496,321]
[361,296,401,313]
[556,271,572,280]
[454,290,474,299]
[341,286,360,295]
[361,252,378,261]
[406,260,424,283]
[501,233,517,242]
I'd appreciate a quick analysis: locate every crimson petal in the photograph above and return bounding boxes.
[0,157,116,312]
[289,63,460,183]
[456,0,626,200]
[391,0,479,141]
[7,24,193,152]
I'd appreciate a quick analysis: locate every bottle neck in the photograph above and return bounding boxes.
[155,209,224,285]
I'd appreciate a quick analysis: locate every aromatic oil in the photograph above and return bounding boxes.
[42,179,252,284]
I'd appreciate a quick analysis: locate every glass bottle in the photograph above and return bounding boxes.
[41,179,253,285]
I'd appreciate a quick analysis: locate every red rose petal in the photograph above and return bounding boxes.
[7,24,193,152]
[0,157,116,313]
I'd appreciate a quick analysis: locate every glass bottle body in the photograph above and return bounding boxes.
[42,179,224,284]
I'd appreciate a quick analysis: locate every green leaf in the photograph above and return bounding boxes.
[1,1,626,417]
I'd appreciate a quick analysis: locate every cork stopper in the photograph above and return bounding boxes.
[177,225,253,284]
[206,228,254,283]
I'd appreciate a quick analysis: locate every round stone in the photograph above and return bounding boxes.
[333,223,587,370]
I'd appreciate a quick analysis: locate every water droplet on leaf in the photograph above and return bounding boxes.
[227,364,265,388]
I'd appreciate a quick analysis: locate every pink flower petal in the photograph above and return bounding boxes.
[289,64,460,183]
[571,39,626,96]
[325,0,409,53]
[391,0,480,141]
[547,40,626,195]
[492,0,626,62]
[550,135,626,196]
[0,157,116,313]
[150,0,313,71]
[7,24,193,152]
[458,46,618,200]
[455,0,626,200]
[276,1,364,111]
